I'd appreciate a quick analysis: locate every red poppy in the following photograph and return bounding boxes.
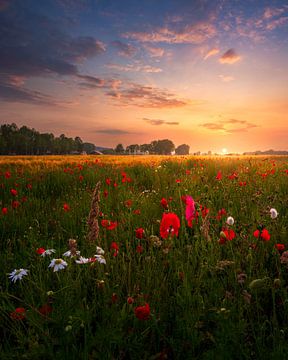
[135,228,144,239]
[36,247,45,255]
[127,296,134,304]
[105,178,112,185]
[216,171,222,180]
[133,209,141,215]
[63,203,70,212]
[136,244,144,253]
[111,293,118,303]
[160,198,168,209]
[219,229,236,244]
[26,183,32,190]
[216,208,227,221]
[253,228,271,241]
[2,207,8,215]
[10,189,18,196]
[101,220,118,230]
[228,172,238,180]
[5,171,11,178]
[160,212,180,239]
[39,304,52,316]
[124,199,133,208]
[134,303,150,320]
[275,244,285,251]
[12,200,20,209]
[10,307,26,320]
[110,242,119,256]
[103,190,109,198]
[79,175,84,182]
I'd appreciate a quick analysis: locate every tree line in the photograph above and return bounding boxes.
[0,123,190,155]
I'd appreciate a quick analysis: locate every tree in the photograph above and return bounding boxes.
[175,144,190,155]
[126,144,139,154]
[153,139,175,155]
[115,143,124,153]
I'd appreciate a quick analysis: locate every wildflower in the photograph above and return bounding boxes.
[270,208,278,219]
[94,255,106,264]
[63,250,80,257]
[110,242,119,257]
[63,203,70,212]
[2,207,8,215]
[275,244,285,251]
[75,256,90,264]
[160,212,180,239]
[280,251,288,265]
[41,249,56,257]
[216,171,222,180]
[96,246,105,255]
[226,216,235,226]
[49,258,68,272]
[135,228,145,239]
[216,208,227,220]
[10,189,18,196]
[10,307,26,320]
[124,199,132,208]
[219,229,236,244]
[237,272,247,284]
[36,247,46,255]
[5,171,11,178]
[253,228,271,241]
[127,296,134,304]
[39,304,52,316]
[135,303,150,320]
[185,195,195,227]
[9,269,29,283]
[136,244,144,253]
[12,200,20,209]
[101,219,118,230]
[160,198,168,209]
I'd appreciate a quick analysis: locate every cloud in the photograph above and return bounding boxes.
[0,5,105,104]
[106,83,187,108]
[219,49,241,64]
[219,75,235,82]
[77,74,105,88]
[143,118,179,126]
[123,21,216,44]
[95,129,133,135]
[263,7,285,19]
[111,40,137,57]
[0,0,10,11]
[201,123,225,131]
[106,63,162,73]
[0,83,55,105]
[204,48,219,60]
[143,45,165,58]
[200,119,257,133]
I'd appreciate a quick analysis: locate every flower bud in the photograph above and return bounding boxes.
[270,208,278,219]
[226,216,234,226]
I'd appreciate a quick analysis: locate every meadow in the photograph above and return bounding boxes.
[1,155,288,360]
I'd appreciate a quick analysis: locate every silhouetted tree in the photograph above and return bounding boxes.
[175,144,190,155]
[115,143,124,153]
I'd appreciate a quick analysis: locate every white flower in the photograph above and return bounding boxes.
[94,255,106,265]
[63,250,80,258]
[41,249,56,257]
[49,258,68,272]
[9,269,29,283]
[75,256,90,264]
[96,246,105,255]
[226,216,235,226]
[270,208,278,219]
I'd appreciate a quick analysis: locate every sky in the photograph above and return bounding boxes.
[0,0,287,153]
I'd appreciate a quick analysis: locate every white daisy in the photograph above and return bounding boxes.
[9,268,29,283]
[63,250,80,258]
[226,216,235,226]
[41,249,56,257]
[94,255,106,265]
[49,258,68,272]
[96,246,105,255]
[270,208,278,219]
[75,256,90,264]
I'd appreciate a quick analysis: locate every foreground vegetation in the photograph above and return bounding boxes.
[1,155,288,359]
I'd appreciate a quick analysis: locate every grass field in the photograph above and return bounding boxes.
[1,155,288,359]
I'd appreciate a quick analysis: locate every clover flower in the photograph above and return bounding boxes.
[270,208,278,219]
